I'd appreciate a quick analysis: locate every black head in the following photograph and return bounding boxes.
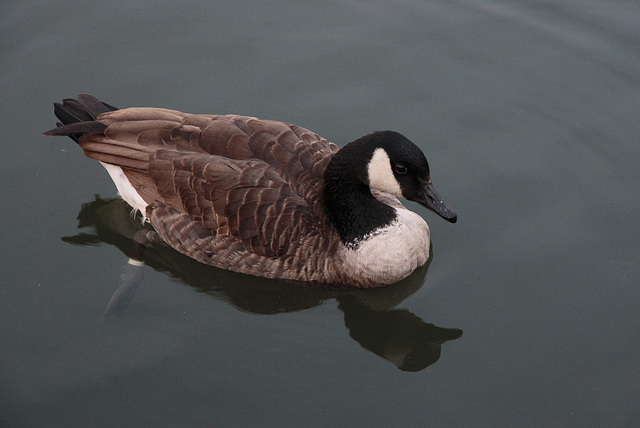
[362,131,457,223]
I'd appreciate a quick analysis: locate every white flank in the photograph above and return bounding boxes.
[340,208,430,284]
[100,162,149,221]
[367,148,402,196]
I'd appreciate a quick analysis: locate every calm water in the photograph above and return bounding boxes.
[2,0,640,426]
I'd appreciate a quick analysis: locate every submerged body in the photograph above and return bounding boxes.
[45,95,456,287]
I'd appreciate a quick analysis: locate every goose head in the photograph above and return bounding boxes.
[323,130,456,249]
[357,131,457,223]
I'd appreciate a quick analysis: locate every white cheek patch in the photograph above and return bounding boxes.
[367,148,402,196]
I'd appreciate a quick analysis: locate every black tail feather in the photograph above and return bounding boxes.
[44,94,118,142]
[54,100,92,123]
[76,94,118,119]
[44,121,109,140]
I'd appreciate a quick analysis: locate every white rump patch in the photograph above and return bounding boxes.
[367,148,402,196]
[100,162,149,221]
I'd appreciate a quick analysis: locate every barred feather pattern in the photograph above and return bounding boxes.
[49,99,365,284]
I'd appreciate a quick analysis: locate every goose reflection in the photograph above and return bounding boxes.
[63,196,462,371]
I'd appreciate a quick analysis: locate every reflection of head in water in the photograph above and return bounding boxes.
[339,296,462,372]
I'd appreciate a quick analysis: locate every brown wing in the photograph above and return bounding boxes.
[145,150,319,257]
[50,105,339,258]
[96,109,340,213]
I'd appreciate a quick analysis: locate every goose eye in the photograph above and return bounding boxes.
[394,164,407,175]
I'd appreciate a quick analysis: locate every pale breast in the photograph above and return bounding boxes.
[339,208,431,286]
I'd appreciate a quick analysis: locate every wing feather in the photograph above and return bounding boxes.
[147,151,317,257]
[51,105,338,259]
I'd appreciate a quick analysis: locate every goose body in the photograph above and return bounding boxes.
[45,95,456,287]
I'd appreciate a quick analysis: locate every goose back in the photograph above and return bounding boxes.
[47,98,353,284]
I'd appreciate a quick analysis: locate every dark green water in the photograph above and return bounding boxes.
[2,1,639,426]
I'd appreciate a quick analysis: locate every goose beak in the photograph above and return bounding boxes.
[415,181,457,223]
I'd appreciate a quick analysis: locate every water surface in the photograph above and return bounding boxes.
[2,1,640,426]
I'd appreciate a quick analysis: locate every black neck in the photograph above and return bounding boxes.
[323,147,397,247]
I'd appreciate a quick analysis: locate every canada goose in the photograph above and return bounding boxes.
[45,95,456,287]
